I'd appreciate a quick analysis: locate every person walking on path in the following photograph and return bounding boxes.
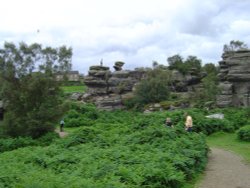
[60,119,65,132]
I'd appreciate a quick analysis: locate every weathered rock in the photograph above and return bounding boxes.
[217,50,250,107]
[89,65,109,71]
[113,61,125,71]
[218,82,233,95]
[83,62,146,110]
[206,113,224,119]
[95,95,124,110]
[88,70,111,78]
[112,70,130,78]
[70,93,82,100]
[216,95,233,107]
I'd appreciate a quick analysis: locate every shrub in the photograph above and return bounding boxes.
[134,68,171,104]
[36,132,60,146]
[0,137,36,152]
[0,132,59,153]
[237,125,250,141]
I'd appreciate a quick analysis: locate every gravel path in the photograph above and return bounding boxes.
[198,147,250,188]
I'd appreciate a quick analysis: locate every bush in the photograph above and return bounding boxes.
[0,132,59,153]
[134,68,171,105]
[65,117,94,127]
[0,137,36,152]
[237,125,250,141]
[36,132,60,146]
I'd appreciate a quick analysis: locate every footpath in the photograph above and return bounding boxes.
[198,147,250,188]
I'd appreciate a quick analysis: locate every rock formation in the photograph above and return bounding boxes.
[113,61,125,71]
[217,50,250,107]
[83,64,146,110]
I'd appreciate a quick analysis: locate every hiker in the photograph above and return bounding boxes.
[60,119,65,132]
[185,113,193,132]
[165,117,173,128]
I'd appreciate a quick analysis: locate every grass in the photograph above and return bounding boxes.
[207,131,250,163]
[61,85,86,93]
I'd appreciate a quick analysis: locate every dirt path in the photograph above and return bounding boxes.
[55,129,68,138]
[198,147,250,188]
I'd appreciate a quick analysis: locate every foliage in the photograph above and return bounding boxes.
[167,55,202,75]
[199,72,219,103]
[0,132,59,152]
[0,42,72,138]
[0,107,209,187]
[184,56,202,74]
[237,125,250,141]
[134,68,171,105]
[223,40,248,52]
[63,103,99,127]
[61,85,86,93]
[207,132,250,163]
[202,63,218,75]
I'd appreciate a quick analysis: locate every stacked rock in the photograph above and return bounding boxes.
[217,50,250,107]
[83,63,146,110]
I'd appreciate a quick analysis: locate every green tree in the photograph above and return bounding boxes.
[196,63,218,104]
[202,63,217,75]
[167,54,185,72]
[223,40,248,52]
[167,54,202,75]
[0,42,72,138]
[135,68,171,104]
[184,55,202,74]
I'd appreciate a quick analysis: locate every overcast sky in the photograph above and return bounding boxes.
[1,0,250,74]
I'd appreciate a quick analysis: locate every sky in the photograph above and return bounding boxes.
[1,0,250,74]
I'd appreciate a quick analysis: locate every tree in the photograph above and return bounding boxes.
[0,42,72,138]
[135,68,171,104]
[223,40,248,52]
[167,54,184,71]
[167,54,202,75]
[184,56,202,74]
[195,63,218,105]
[202,63,217,75]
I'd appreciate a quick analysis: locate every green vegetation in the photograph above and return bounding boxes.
[129,67,171,108]
[0,103,249,187]
[0,42,72,138]
[223,40,248,52]
[167,55,202,75]
[237,125,250,141]
[207,132,250,163]
[129,55,219,110]
[0,132,59,152]
[0,104,209,187]
[61,85,86,93]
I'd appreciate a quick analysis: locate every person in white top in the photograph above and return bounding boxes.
[185,114,193,132]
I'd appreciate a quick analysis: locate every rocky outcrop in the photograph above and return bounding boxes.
[217,50,250,107]
[83,62,207,110]
[83,65,146,110]
[171,70,206,92]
